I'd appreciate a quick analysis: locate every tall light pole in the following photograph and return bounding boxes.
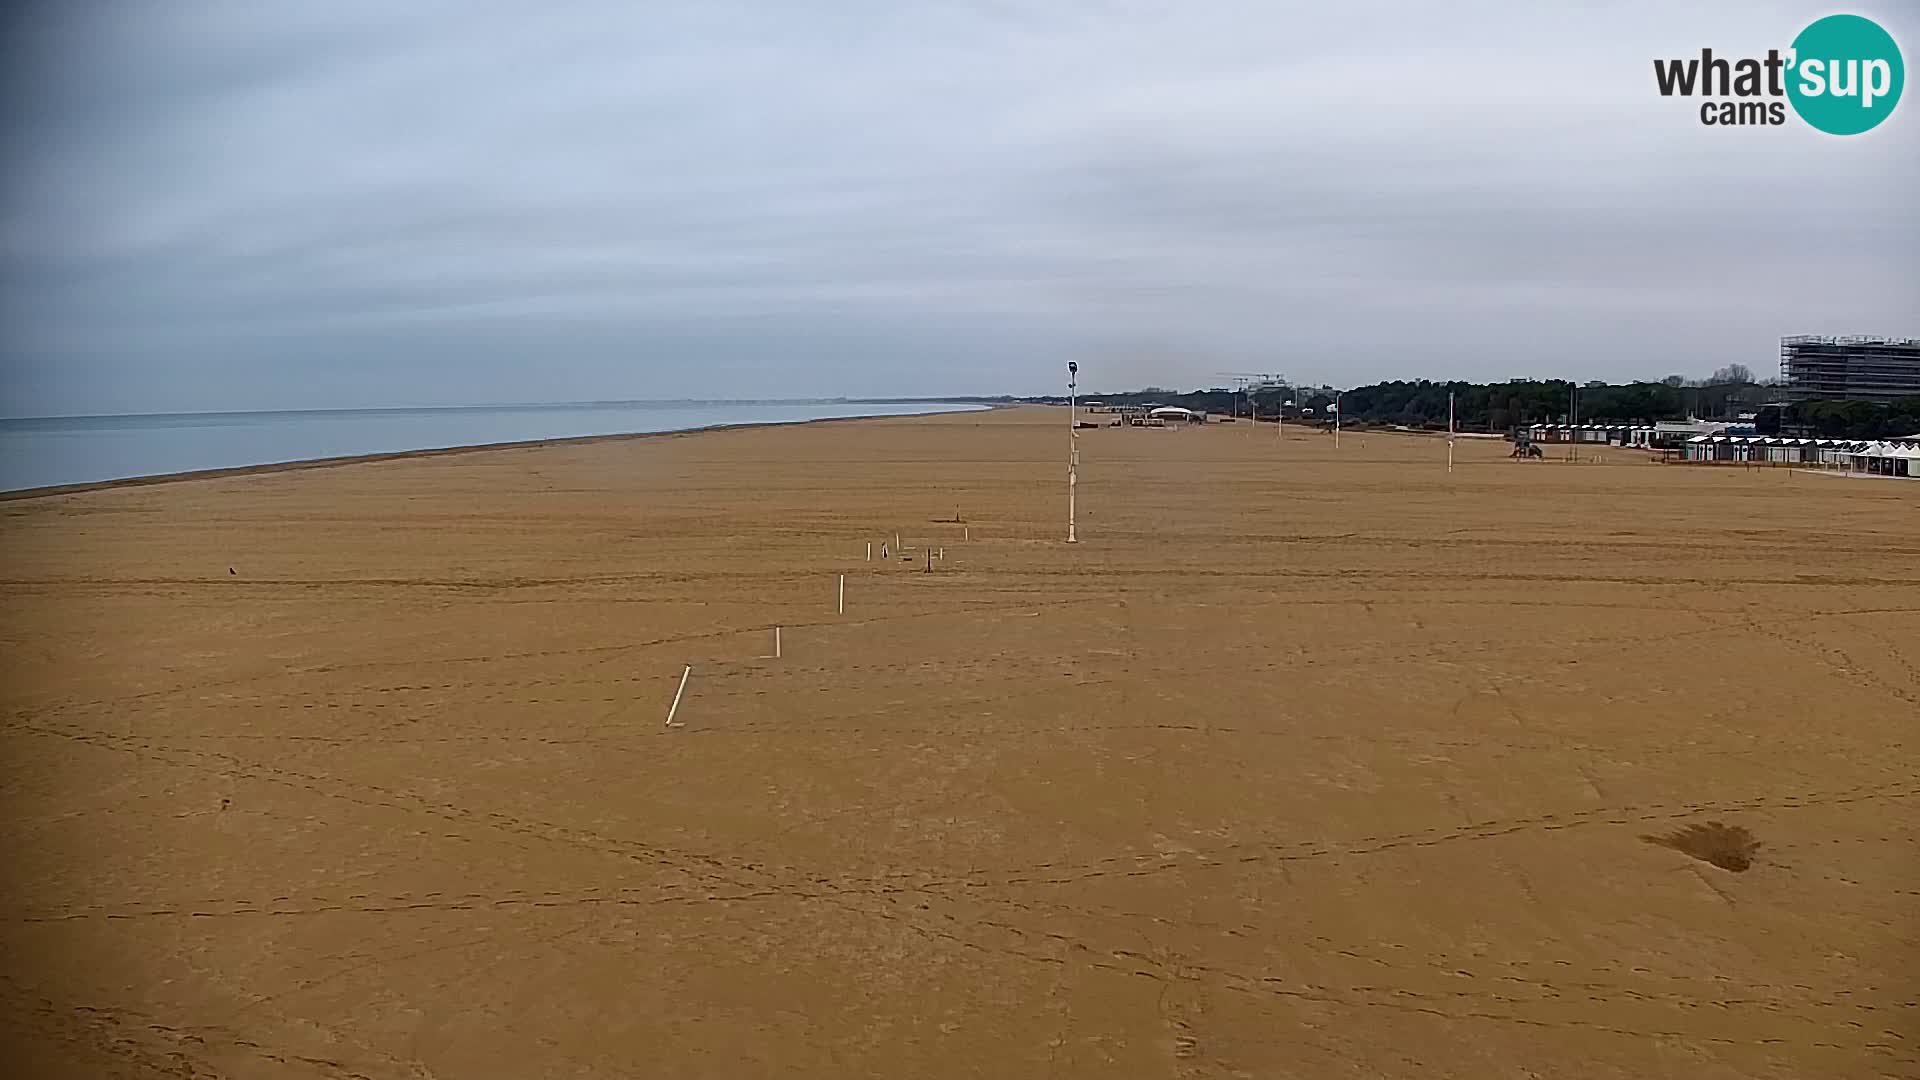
[1568,382,1578,463]
[1448,390,1456,474]
[1066,361,1079,544]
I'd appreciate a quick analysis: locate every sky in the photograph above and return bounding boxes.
[1,1,1914,416]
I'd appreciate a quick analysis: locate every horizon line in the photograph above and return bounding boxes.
[0,396,1016,424]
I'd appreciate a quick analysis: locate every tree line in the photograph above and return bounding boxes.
[1791,398,1920,438]
[1031,379,1920,439]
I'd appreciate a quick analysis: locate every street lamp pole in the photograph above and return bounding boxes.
[1067,362,1079,544]
[1569,383,1578,463]
[1448,390,1456,474]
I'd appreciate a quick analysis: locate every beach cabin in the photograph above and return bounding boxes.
[1823,440,1866,467]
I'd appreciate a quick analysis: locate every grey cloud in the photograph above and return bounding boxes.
[2,0,1915,415]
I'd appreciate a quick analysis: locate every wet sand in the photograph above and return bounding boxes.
[2,405,1915,1077]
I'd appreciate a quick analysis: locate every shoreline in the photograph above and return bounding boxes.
[0,403,1001,503]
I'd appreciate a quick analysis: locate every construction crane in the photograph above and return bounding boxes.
[1215,372,1287,422]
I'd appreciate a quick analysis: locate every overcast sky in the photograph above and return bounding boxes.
[1,1,1914,415]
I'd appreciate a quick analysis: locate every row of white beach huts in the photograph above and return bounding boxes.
[1524,420,1734,448]
[1681,436,1920,476]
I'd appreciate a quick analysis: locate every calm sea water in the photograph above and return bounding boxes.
[0,401,988,492]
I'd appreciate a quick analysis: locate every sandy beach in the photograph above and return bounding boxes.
[1,405,1914,1077]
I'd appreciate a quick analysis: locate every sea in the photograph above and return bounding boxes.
[0,400,989,493]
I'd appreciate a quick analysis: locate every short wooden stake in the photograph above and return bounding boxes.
[837,574,845,614]
[665,665,691,727]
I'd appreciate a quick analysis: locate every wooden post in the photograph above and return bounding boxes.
[665,665,691,727]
